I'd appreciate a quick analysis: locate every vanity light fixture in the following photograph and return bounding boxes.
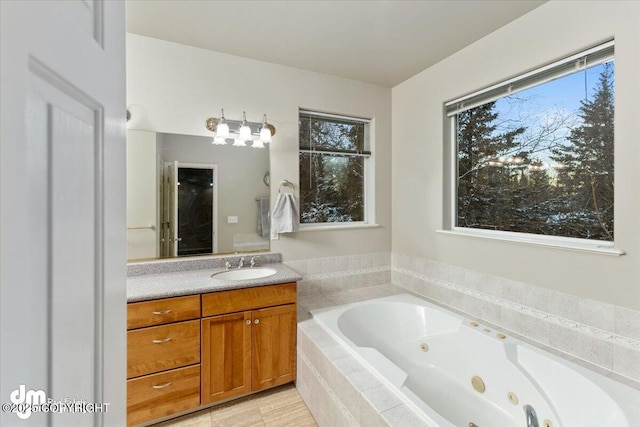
[216,109,230,137]
[259,114,272,143]
[238,111,252,140]
[205,109,276,147]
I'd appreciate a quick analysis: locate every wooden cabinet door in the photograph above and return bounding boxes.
[201,311,252,404]
[251,304,296,391]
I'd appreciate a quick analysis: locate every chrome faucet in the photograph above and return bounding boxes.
[523,405,539,427]
[250,256,261,267]
[237,256,245,269]
[222,258,232,270]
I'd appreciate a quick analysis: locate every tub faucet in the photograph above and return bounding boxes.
[523,404,539,427]
[237,256,245,269]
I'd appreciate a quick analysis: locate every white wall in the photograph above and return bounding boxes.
[126,34,392,261]
[392,1,640,310]
[126,129,158,259]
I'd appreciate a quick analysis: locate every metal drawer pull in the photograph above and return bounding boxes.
[152,337,172,344]
[245,320,251,325]
[152,382,172,390]
[254,319,259,324]
[152,309,172,315]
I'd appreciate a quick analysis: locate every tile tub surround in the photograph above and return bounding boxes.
[127,252,282,277]
[284,252,392,297]
[297,285,432,427]
[391,253,640,384]
[126,260,301,302]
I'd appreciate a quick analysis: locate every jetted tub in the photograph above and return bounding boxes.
[311,294,640,427]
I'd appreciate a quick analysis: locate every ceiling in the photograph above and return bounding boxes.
[126,0,546,87]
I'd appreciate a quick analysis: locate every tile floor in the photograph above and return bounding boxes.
[152,384,317,427]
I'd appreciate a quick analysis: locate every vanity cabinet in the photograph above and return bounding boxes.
[201,283,297,404]
[127,283,297,426]
[126,295,202,426]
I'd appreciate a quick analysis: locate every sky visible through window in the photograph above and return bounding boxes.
[492,62,612,168]
[456,60,615,241]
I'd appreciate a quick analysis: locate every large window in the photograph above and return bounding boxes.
[446,42,615,243]
[299,110,371,224]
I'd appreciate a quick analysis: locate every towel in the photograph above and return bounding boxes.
[271,193,300,234]
[257,198,270,238]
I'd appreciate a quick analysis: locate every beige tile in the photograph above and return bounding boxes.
[154,409,213,427]
[578,334,614,370]
[615,306,640,341]
[579,298,615,332]
[210,405,264,427]
[614,345,640,382]
[298,294,335,311]
[253,384,300,412]
[261,400,317,427]
[205,384,315,427]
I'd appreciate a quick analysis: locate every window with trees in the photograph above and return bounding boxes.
[299,110,371,224]
[446,42,614,243]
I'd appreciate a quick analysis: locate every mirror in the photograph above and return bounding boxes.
[126,130,270,261]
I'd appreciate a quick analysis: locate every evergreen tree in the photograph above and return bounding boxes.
[551,64,614,240]
[299,117,365,223]
[457,102,525,229]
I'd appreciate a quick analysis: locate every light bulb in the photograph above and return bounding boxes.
[238,111,252,140]
[252,140,265,149]
[216,122,229,138]
[212,136,226,145]
[216,109,229,137]
[259,127,272,143]
[259,114,272,143]
[239,124,251,140]
[233,138,246,147]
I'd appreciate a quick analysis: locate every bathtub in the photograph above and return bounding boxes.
[311,294,640,427]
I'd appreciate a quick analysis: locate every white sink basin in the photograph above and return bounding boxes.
[211,267,277,281]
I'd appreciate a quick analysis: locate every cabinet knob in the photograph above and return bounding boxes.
[254,319,260,324]
[152,382,172,390]
[152,337,172,344]
[245,320,251,325]
[152,309,172,315]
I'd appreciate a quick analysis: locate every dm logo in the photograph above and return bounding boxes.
[10,385,46,419]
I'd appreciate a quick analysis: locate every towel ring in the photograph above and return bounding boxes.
[279,180,295,194]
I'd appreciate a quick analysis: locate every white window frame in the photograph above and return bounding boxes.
[298,109,377,231]
[441,41,624,256]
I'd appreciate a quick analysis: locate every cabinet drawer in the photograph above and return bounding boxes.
[127,320,200,379]
[127,365,200,427]
[128,295,201,330]
[202,283,297,317]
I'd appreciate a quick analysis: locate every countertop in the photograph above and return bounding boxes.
[127,262,303,303]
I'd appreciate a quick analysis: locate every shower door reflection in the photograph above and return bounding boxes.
[163,162,218,257]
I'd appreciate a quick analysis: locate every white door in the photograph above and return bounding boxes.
[0,2,126,427]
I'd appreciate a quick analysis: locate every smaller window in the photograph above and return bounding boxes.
[299,110,372,225]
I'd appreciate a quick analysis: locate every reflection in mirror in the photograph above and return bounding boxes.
[126,130,270,261]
